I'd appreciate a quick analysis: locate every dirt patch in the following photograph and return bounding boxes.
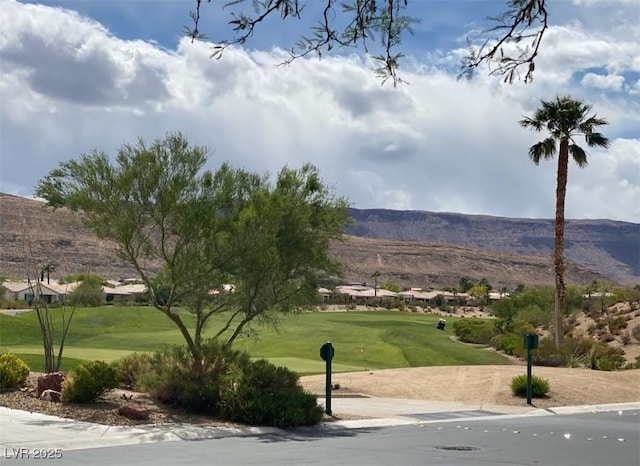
[299,366,640,409]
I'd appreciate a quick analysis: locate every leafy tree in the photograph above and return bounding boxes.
[35,132,350,363]
[458,277,473,293]
[69,277,105,307]
[520,96,609,347]
[381,281,401,293]
[468,284,489,305]
[186,0,550,84]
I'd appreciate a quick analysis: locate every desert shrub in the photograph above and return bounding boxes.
[62,360,117,403]
[453,319,496,345]
[491,333,523,356]
[0,353,30,392]
[530,338,567,367]
[620,331,631,345]
[586,344,626,371]
[516,304,551,328]
[600,333,615,343]
[111,352,152,389]
[510,374,550,398]
[136,340,250,415]
[606,316,628,335]
[508,320,537,336]
[222,359,323,428]
[624,355,640,370]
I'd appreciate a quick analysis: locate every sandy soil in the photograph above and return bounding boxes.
[300,366,640,409]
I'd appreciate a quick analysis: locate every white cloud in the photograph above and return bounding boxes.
[0,0,639,223]
[581,73,625,90]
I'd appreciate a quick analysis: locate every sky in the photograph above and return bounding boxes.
[0,0,638,222]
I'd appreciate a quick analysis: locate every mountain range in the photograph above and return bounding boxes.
[1,193,637,289]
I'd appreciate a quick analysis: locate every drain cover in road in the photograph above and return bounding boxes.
[408,410,498,420]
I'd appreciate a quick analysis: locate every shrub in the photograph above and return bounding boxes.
[222,359,324,428]
[136,340,250,416]
[516,304,551,328]
[69,280,104,307]
[530,338,567,367]
[510,374,550,398]
[490,333,523,356]
[586,344,626,371]
[0,353,30,392]
[453,319,496,345]
[62,360,117,403]
[111,352,152,389]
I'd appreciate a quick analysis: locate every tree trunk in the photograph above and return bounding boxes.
[554,139,570,348]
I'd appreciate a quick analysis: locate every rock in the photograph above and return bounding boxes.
[117,405,150,421]
[36,372,64,398]
[39,389,61,402]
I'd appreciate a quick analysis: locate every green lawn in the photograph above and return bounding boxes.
[0,307,508,373]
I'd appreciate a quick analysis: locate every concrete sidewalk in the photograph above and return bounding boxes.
[2,400,639,453]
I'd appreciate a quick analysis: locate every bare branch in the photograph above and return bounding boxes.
[460,0,548,83]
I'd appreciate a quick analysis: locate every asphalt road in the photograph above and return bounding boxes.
[6,410,639,466]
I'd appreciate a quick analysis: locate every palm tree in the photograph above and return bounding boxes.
[520,96,609,347]
[371,271,381,297]
[40,263,55,284]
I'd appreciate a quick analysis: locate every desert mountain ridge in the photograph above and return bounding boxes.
[0,193,637,289]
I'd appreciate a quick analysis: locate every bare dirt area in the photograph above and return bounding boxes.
[299,366,640,409]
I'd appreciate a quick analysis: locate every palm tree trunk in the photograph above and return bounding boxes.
[554,139,570,348]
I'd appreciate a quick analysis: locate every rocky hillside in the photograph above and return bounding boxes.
[347,208,640,285]
[0,193,619,288]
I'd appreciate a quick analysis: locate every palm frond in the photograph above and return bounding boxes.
[528,137,556,165]
[585,132,610,149]
[569,144,588,168]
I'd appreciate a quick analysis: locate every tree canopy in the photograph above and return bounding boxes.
[35,132,351,360]
[187,0,549,85]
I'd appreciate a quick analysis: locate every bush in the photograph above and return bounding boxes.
[62,360,117,403]
[136,340,250,416]
[0,353,30,392]
[69,280,104,307]
[530,338,567,367]
[222,359,324,428]
[510,374,550,398]
[453,319,496,345]
[491,333,523,356]
[586,344,626,371]
[516,304,551,328]
[111,352,152,389]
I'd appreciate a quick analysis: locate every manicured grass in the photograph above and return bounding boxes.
[0,307,508,373]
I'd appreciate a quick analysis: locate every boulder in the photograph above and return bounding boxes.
[39,389,62,402]
[36,372,64,398]
[117,405,150,421]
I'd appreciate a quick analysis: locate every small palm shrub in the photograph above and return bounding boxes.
[62,360,117,403]
[510,374,550,398]
[0,353,30,392]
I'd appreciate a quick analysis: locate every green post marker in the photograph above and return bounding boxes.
[524,333,539,405]
[320,341,334,415]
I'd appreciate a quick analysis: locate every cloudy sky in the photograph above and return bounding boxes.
[0,0,638,222]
